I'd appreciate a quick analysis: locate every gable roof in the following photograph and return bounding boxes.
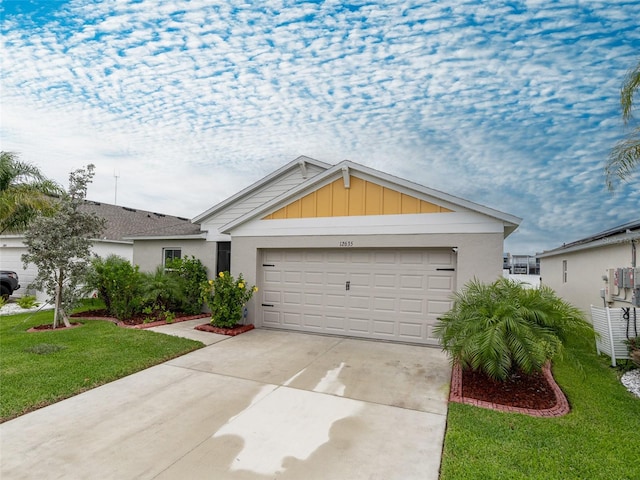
[220,160,522,235]
[80,201,203,241]
[538,219,640,257]
[191,155,331,223]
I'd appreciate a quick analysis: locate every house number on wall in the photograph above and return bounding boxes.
[339,241,354,247]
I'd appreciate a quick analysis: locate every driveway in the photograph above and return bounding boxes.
[0,328,451,479]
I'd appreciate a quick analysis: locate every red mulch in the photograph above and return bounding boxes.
[27,322,83,332]
[70,309,210,329]
[462,368,557,409]
[194,323,254,336]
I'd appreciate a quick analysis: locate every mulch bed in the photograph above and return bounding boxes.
[449,362,570,417]
[194,323,254,336]
[27,322,84,332]
[70,309,210,329]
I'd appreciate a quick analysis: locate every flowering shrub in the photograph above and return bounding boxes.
[201,271,258,328]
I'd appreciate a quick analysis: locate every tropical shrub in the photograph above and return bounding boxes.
[84,255,144,320]
[140,266,184,311]
[433,277,594,381]
[201,271,258,328]
[166,256,208,314]
[16,295,39,309]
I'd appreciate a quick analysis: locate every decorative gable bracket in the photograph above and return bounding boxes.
[342,166,350,189]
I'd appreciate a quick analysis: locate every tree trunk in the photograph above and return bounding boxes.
[53,269,71,328]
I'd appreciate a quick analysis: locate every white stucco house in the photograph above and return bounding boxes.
[131,156,521,346]
[0,202,199,303]
[538,219,640,316]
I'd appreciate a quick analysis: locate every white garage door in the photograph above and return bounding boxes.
[259,248,456,345]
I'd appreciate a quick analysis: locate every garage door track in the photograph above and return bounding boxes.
[0,329,451,479]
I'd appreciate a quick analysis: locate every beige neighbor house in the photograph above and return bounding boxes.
[132,156,521,346]
[0,202,200,303]
[538,220,640,315]
[538,220,640,364]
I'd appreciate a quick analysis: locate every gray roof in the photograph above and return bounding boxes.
[538,219,640,257]
[80,201,202,241]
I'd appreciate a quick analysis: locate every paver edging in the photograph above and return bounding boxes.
[449,362,570,417]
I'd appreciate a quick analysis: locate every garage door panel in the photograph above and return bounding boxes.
[427,299,453,314]
[373,319,395,335]
[283,271,303,284]
[349,295,370,310]
[326,316,347,331]
[283,291,302,305]
[304,271,324,285]
[283,312,302,326]
[259,248,455,345]
[400,274,424,289]
[374,274,396,288]
[304,293,323,306]
[428,275,454,291]
[399,298,424,314]
[263,290,281,304]
[303,314,323,329]
[263,310,281,326]
[373,297,395,312]
[348,317,371,333]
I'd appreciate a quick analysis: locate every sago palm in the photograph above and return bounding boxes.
[433,278,594,381]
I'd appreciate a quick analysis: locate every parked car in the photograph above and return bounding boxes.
[1,270,20,300]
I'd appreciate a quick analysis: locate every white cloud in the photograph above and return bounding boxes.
[1,0,638,254]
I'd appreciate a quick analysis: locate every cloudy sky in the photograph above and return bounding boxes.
[1,0,638,254]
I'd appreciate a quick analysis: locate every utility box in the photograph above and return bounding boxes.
[622,268,634,288]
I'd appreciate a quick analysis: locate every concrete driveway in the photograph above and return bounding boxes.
[0,328,451,480]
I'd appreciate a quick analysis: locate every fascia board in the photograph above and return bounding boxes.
[221,159,522,233]
[537,232,640,258]
[191,156,331,223]
[122,233,208,241]
[229,211,506,237]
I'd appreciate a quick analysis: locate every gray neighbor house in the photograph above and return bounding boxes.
[0,201,201,303]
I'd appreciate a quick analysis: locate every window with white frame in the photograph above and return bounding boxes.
[163,248,181,268]
[562,259,567,283]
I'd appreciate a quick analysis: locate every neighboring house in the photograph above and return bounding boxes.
[538,219,640,315]
[0,201,198,302]
[133,155,521,346]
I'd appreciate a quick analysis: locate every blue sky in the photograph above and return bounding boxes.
[1,0,638,254]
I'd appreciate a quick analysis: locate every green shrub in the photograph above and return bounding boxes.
[0,296,6,309]
[433,277,595,381]
[16,295,39,309]
[140,266,184,311]
[84,255,144,320]
[167,256,208,314]
[201,271,257,328]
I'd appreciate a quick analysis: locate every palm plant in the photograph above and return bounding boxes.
[433,278,594,381]
[0,151,63,233]
[606,60,640,190]
[140,266,184,311]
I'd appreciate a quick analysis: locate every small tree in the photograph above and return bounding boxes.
[22,165,105,328]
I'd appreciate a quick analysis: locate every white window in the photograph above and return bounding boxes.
[562,260,567,283]
[163,248,181,268]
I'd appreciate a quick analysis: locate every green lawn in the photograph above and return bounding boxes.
[0,309,203,422]
[439,339,640,480]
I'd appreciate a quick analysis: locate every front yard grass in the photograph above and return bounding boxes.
[0,309,203,422]
[439,338,640,480]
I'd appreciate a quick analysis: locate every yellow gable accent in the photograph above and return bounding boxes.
[263,177,453,219]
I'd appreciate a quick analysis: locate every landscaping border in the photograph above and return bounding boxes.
[449,362,570,417]
[75,313,210,329]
